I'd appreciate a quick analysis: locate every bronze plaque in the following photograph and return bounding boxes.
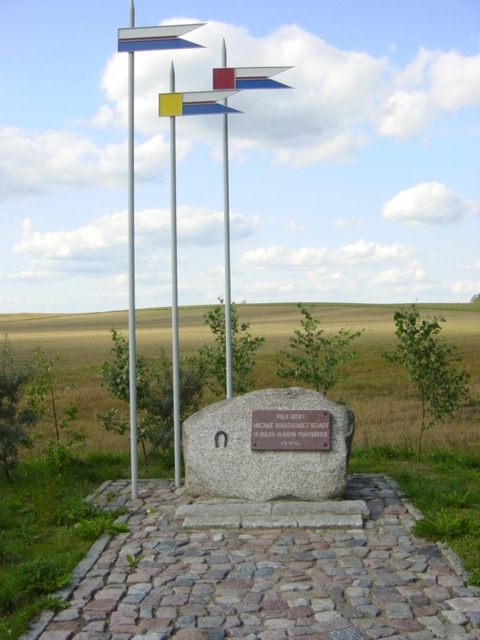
[251,410,331,451]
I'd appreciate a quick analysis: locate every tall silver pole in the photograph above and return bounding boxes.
[127,0,138,500]
[169,63,182,488]
[222,39,233,399]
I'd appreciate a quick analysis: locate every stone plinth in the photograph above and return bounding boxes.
[174,499,368,529]
[182,387,354,501]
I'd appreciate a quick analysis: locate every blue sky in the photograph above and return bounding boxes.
[1,0,480,312]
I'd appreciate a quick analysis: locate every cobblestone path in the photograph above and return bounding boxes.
[23,474,480,640]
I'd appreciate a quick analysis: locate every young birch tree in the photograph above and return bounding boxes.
[276,303,363,395]
[381,305,470,455]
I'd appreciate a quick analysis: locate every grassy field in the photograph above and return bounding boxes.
[1,301,479,455]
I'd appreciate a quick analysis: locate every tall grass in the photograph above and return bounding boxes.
[0,453,134,639]
[1,302,479,455]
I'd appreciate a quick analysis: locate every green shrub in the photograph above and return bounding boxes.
[18,557,71,596]
[414,509,475,540]
[73,513,128,540]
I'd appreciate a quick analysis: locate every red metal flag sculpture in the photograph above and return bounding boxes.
[213,66,292,90]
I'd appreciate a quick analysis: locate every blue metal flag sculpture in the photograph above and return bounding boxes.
[118,24,204,52]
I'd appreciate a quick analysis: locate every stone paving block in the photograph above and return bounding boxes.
[133,633,171,640]
[356,605,380,618]
[175,616,197,629]
[388,618,424,632]
[263,618,293,630]
[84,599,118,613]
[95,587,126,600]
[446,597,480,612]
[288,607,314,620]
[53,610,81,622]
[172,630,208,640]
[259,631,288,640]
[72,634,111,640]
[72,578,104,600]
[406,632,436,640]
[311,599,335,612]
[197,617,227,629]
[385,603,413,619]
[327,628,365,640]
[279,583,313,593]
[82,621,107,632]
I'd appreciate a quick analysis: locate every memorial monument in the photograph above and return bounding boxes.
[182,387,355,502]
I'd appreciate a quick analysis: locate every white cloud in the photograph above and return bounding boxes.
[2,23,480,204]
[240,246,327,269]
[251,281,295,292]
[382,182,480,226]
[94,20,389,167]
[379,90,430,138]
[0,127,191,200]
[305,268,353,293]
[427,50,480,111]
[334,218,366,230]
[460,261,480,271]
[93,23,480,168]
[334,240,414,264]
[240,239,413,270]
[287,221,307,234]
[379,48,480,137]
[6,269,59,281]
[451,280,480,294]
[272,131,370,168]
[370,262,428,285]
[12,207,258,274]
[14,216,126,262]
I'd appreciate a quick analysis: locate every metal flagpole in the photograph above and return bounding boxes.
[118,9,205,498]
[127,0,138,500]
[222,40,233,400]
[158,84,240,486]
[169,63,182,488]
[212,59,292,403]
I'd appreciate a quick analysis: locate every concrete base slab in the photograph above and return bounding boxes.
[175,499,368,529]
[176,502,271,519]
[183,515,242,528]
[271,500,369,517]
[242,515,298,528]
